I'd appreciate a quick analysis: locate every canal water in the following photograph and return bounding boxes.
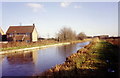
[1,41,90,76]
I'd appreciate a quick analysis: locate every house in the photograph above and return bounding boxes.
[93,35,109,39]
[99,35,109,39]
[0,27,4,41]
[93,36,100,39]
[86,36,93,39]
[6,24,38,42]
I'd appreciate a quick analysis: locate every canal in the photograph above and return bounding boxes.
[1,41,90,76]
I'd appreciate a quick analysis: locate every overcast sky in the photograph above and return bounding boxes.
[0,2,118,38]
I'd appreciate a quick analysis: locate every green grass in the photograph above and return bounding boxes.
[0,43,56,51]
[39,40,119,78]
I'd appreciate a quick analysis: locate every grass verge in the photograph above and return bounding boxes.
[36,40,119,78]
[0,39,91,51]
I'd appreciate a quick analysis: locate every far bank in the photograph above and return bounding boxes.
[0,39,91,55]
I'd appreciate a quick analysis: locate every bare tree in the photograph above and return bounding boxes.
[56,27,76,41]
[77,32,86,40]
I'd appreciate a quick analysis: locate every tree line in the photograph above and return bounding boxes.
[56,27,86,42]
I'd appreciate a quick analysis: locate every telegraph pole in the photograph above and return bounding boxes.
[19,22,22,26]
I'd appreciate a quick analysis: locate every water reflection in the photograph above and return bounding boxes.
[0,55,4,64]
[57,44,77,58]
[6,51,38,64]
[2,51,38,76]
[0,55,4,78]
[2,42,90,76]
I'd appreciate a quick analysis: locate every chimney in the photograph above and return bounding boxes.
[33,23,35,26]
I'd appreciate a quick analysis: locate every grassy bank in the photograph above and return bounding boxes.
[105,38,120,46]
[37,39,119,78]
[0,39,91,51]
[0,40,57,51]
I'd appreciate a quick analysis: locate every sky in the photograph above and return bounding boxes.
[0,2,118,38]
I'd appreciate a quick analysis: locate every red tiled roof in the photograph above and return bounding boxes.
[6,26,35,33]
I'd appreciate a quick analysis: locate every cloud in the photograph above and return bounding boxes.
[74,5,81,9]
[60,2,82,9]
[26,3,45,12]
[60,2,71,7]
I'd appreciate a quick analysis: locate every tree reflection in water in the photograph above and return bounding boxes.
[57,44,77,58]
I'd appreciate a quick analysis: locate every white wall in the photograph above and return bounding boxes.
[32,27,38,42]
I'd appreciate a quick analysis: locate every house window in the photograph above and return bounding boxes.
[26,40,30,43]
[17,33,19,35]
[17,33,21,35]
[26,33,30,36]
[16,40,22,42]
[17,33,24,35]
[10,33,13,35]
[9,33,13,37]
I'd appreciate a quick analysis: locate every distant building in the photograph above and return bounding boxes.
[93,35,109,39]
[86,36,93,39]
[2,35,7,41]
[0,27,4,41]
[38,38,46,40]
[99,35,109,39]
[6,24,38,42]
[93,36,100,39]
